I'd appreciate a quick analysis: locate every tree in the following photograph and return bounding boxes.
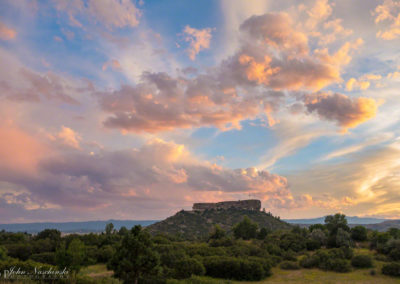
[310,229,327,246]
[105,223,114,235]
[309,224,326,232]
[108,225,160,284]
[257,228,269,240]
[209,225,226,240]
[325,214,350,236]
[0,246,7,261]
[336,228,352,248]
[35,229,61,242]
[55,239,85,278]
[118,226,129,236]
[325,214,350,247]
[351,226,368,242]
[67,239,85,272]
[233,216,258,240]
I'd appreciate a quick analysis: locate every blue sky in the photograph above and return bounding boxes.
[0,0,400,222]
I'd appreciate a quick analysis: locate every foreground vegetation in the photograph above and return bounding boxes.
[0,213,400,283]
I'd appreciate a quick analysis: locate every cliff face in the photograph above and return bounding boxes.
[192,199,261,211]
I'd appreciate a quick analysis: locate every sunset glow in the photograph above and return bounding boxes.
[1,0,400,223]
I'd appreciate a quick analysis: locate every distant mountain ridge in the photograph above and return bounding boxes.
[284,216,387,225]
[1,215,397,234]
[0,219,158,234]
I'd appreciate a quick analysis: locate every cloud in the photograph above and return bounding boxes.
[374,0,400,40]
[345,74,382,91]
[320,132,394,161]
[288,141,400,218]
[304,92,379,131]
[0,127,309,221]
[240,13,309,55]
[304,0,333,30]
[0,48,92,105]
[98,71,275,133]
[88,0,140,29]
[102,59,122,71]
[98,12,368,133]
[0,20,16,40]
[53,0,141,30]
[52,126,81,149]
[0,122,46,176]
[182,26,214,60]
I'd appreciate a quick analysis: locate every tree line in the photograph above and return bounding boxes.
[0,213,399,283]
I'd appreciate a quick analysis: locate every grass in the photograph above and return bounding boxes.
[79,264,121,283]
[236,267,400,284]
[79,250,400,284]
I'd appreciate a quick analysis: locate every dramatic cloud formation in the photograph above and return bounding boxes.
[0,125,308,222]
[304,92,379,131]
[1,0,399,222]
[182,26,214,60]
[99,11,372,133]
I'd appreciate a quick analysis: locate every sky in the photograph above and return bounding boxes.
[0,0,400,223]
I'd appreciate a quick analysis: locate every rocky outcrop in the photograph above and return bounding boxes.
[192,199,261,211]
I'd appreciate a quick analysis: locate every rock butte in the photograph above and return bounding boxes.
[192,199,261,211]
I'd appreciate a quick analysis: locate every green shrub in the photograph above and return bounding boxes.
[300,254,319,268]
[30,252,56,265]
[351,226,368,242]
[299,249,351,272]
[281,250,297,261]
[202,256,267,281]
[173,258,205,279]
[374,254,389,262]
[382,262,400,277]
[351,255,373,268]
[280,261,300,270]
[306,240,321,250]
[324,258,351,272]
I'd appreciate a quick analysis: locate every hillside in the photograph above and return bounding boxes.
[147,208,291,240]
[363,219,400,231]
[285,216,387,225]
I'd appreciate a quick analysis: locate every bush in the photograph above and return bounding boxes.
[280,261,300,270]
[202,256,267,281]
[300,254,319,268]
[382,262,400,277]
[351,255,373,268]
[30,252,56,265]
[281,250,297,261]
[173,258,205,279]
[325,258,351,272]
[233,216,258,240]
[370,269,376,276]
[351,226,368,242]
[306,240,321,250]
[300,249,352,272]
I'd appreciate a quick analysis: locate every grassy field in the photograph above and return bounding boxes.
[80,250,400,284]
[79,264,121,283]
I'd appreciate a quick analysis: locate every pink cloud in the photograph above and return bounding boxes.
[304,92,379,131]
[182,25,214,60]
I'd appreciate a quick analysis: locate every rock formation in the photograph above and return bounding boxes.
[192,199,261,211]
